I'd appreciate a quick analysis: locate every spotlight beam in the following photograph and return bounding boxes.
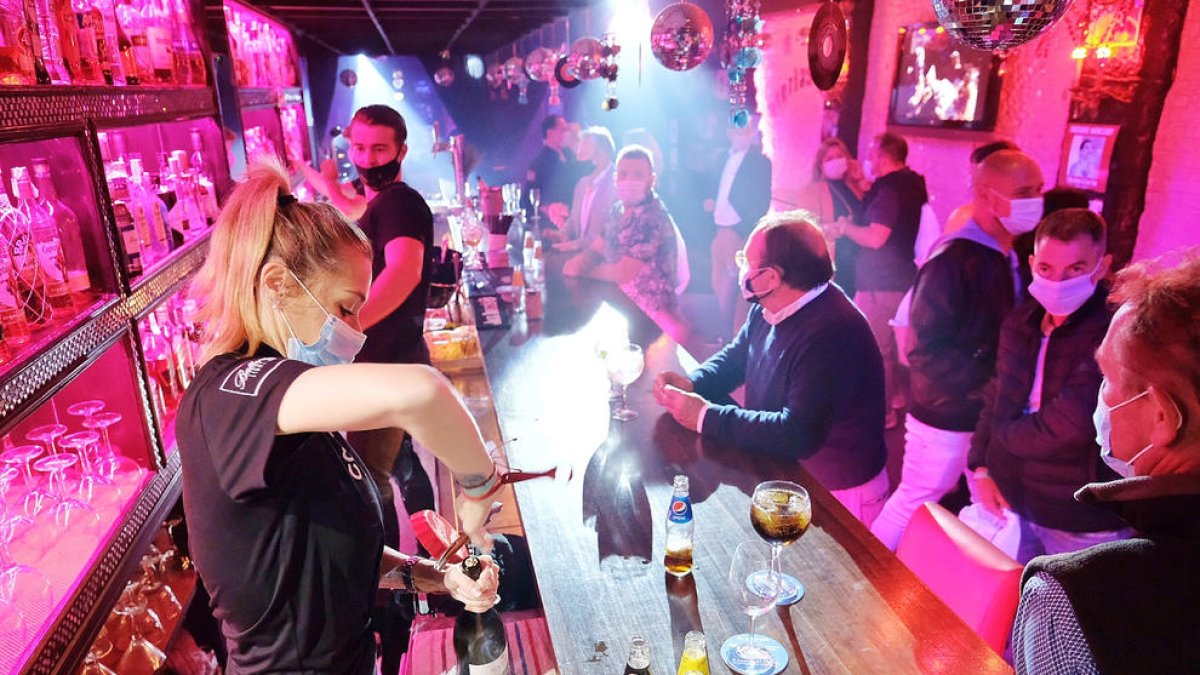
[360,0,398,55]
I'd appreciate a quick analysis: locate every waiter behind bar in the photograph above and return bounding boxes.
[343,104,437,549]
[178,159,499,674]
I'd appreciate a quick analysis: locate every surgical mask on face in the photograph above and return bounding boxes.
[739,267,776,304]
[823,157,849,181]
[354,153,401,192]
[278,271,367,367]
[1093,384,1153,479]
[993,190,1044,235]
[616,179,649,205]
[1028,260,1102,317]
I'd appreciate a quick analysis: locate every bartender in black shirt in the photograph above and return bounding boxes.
[177,158,499,674]
[342,105,438,549]
[526,114,578,230]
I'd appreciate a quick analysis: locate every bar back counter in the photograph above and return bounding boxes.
[439,251,1012,674]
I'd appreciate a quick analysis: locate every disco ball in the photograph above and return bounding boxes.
[504,56,528,88]
[485,61,505,87]
[524,47,557,82]
[434,66,454,87]
[569,37,605,81]
[933,0,1075,51]
[650,2,715,72]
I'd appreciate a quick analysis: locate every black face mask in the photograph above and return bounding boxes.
[355,154,401,191]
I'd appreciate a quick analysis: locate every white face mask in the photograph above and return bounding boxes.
[1028,260,1101,317]
[993,190,1044,235]
[616,179,649,206]
[822,157,849,181]
[278,271,367,367]
[1093,384,1153,479]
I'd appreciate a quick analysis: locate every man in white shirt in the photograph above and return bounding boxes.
[706,118,774,338]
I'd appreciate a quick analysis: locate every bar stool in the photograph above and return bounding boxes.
[895,501,1023,655]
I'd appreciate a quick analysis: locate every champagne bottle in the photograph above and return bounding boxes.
[453,555,509,675]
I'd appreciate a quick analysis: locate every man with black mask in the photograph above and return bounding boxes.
[651,211,889,525]
[343,104,437,675]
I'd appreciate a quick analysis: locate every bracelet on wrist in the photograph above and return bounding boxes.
[456,465,499,498]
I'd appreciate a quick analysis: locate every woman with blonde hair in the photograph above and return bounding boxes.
[177,158,500,673]
[799,136,869,296]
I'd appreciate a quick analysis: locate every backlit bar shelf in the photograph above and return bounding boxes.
[0,87,217,133]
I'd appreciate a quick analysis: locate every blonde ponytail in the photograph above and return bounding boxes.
[190,157,370,362]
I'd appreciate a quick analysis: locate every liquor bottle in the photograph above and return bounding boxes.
[21,0,52,83]
[171,151,207,231]
[114,0,149,84]
[13,167,71,312]
[173,0,202,84]
[0,0,37,84]
[509,268,525,315]
[31,0,71,83]
[0,188,30,346]
[91,0,121,83]
[107,156,130,202]
[128,157,169,258]
[664,475,694,576]
[453,555,509,675]
[623,636,652,675]
[189,128,219,218]
[112,200,142,277]
[71,0,106,83]
[2,172,49,325]
[31,159,90,294]
[141,0,170,83]
[166,0,186,84]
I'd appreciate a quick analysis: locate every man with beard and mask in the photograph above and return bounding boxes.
[966,209,1130,564]
[871,149,1044,550]
[652,211,889,524]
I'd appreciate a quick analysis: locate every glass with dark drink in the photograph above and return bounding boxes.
[749,481,811,606]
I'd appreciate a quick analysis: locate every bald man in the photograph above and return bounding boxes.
[654,211,889,524]
[872,150,1045,549]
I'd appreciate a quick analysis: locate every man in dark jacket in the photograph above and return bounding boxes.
[707,117,774,337]
[837,132,928,428]
[967,209,1129,562]
[872,149,1044,549]
[1011,251,1200,674]
[654,211,889,524]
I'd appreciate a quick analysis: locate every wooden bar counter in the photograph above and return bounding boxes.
[448,254,1011,674]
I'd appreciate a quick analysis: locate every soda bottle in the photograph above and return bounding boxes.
[676,631,709,675]
[664,475,694,576]
[623,635,652,675]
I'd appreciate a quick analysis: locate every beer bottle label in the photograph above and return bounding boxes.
[668,496,692,523]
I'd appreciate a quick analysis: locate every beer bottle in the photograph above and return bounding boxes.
[623,635,652,675]
[453,555,510,674]
[664,475,694,576]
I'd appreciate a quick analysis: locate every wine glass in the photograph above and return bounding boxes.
[721,541,783,675]
[605,343,644,422]
[462,214,486,269]
[67,399,105,423]
[529,187,541,224]
[750,481,812,606]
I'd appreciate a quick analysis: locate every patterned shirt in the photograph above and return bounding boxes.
[1012,571,1100,675]
[604,195,678,312]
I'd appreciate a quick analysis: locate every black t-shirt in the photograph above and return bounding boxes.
[356,181,434,365]
[856,167,928,292]
[176,346,385,674]
[527,145,578,209]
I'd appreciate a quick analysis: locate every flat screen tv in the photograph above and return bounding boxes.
[889,23,1002,131]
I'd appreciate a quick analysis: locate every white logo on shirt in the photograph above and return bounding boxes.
[219,358,285,397]
[341,446,364,481]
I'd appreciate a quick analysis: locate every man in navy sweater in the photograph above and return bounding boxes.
[654,211,889,524]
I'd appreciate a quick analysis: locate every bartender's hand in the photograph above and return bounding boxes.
[653,371,693,404]
[967,470,1011,518]
[660,385,709,434]
[411,555,501,612]
[454,497,497,553]
[546,202,569,228]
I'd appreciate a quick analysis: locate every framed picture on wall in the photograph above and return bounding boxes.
[1059,123,1120,192]
[888,23,1002,131]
